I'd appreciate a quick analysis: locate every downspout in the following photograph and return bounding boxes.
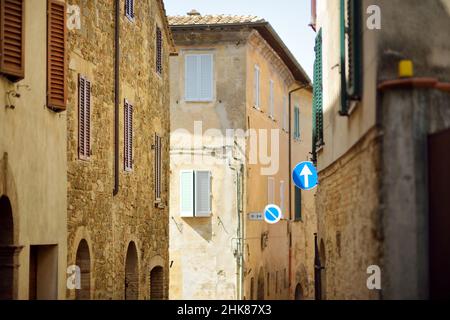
[113,0,120,196]
[288,85,307,295]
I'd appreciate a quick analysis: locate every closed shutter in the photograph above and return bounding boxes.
[154,134,162,201]
[268,177,274,204]
[185,54,213,101]
[180,171,194,217]
[156,26,162,75]
[269,80,274,118]
[185,55,198,101]
[312,29,323,156]
[124,100,133,171]
[195,171,211,217]
[47,0,67,111]
[254,65,260,108]
[199,54,213,101]
[125,0,134,20]
[0,0,25,81]
[78,75,91,160]
[295,186,302,220]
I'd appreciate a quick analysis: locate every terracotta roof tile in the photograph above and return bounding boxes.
[168,14,265,26]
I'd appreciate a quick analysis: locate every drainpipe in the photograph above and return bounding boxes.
[113,0,120,196]
[288,85,307,295]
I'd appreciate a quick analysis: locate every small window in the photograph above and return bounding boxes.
[185,54,213,101]
[267,177,275,204]
[124,100,133,171]
[254,65,260,109]
[125,0,134,20]
[295,186,302,221]
[294,105,300,140]
[154,134,162,201]
[180,170,212,217]
[0,0,25,81]
[78,75,91,160]
[156,26,163,75]
[269,80,274,119]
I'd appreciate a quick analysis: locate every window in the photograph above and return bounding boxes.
[282,96,288,131]
[156,26,163,75]
[267,177,274,204]
[0,0,25,81]
[312,29,323,159]
[340,0,362,114]
[294,105,300,140]
[185,54,213,101]
[269,80,274,119]
[78,75,91,160]
[124,100,133,171]
[295,186,302,221]
[47,0,67,111]
[180,170,212,217]
[254,65,260,109]
[280,181,285,216]
[125,0,134,20]
[154,134,162,201]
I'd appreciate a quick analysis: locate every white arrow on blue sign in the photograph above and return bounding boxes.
[263,204,282,224]
[292,161,318,191]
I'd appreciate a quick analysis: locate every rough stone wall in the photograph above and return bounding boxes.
[67,0,170,299]
[315,128,382,300]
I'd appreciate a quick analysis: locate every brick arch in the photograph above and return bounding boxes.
[124,241,139,300]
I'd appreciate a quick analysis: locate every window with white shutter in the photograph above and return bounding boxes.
[184,54,213,101]
[78,74,91,160]
[180,170,212,217]
[124,100,133,171]
[254,65,260,109]
[125,0,134,20]
[268,177,275,204]
[154,134,162,201]
[269,80,274,119]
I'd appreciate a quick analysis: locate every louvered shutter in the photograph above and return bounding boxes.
[199,54,213,101]
[124,100,133,171]
[185,55,198,101]
[180,171,194,217]
[156,27,162,75]
[254,65,260,108]
[155,134,162,201]
[195,171,211,217]
[0,0,25,81]
[125,0,134,20]
[312,29,323,154]
[47,0,67,111]
[78,75,91,160]
[269,80,274,118]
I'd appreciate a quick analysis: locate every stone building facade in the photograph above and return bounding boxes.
[311,0,450,299]
[168,13,314,300]
[66,0,173,299]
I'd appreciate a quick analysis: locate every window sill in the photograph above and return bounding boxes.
[185,99,214,103]
[154,200,165,209]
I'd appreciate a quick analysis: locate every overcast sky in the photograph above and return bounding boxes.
[165,0,315,79]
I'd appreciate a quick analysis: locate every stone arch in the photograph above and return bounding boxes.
[294,283,304,300]
[257,267,265,300]
[69,227,94,300]
[75,239,91,300]
[124,241,139,300]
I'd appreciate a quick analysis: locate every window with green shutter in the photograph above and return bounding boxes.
[312,29,323,160]
[295,187,302,221]
[340,0,362,115]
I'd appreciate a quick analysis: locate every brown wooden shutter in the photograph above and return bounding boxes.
[156,27,162,75]
[78,75,91,160]
[124,100,133,171]
[0,0,25,81]
[155,134,162,200]
[47,0,67,111]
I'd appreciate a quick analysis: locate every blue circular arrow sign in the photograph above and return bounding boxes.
[264,204,282,224]
[292,161,318,191]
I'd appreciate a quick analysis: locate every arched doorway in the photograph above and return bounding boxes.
[0,195,15,299]
[257,268,265,300]
[124,242,138,300]
[149,266,164,300]
[295,283,303,300]
[75,240,91,300]
[319,239,326,300]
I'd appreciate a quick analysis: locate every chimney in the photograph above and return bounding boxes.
[187,9,201,16]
